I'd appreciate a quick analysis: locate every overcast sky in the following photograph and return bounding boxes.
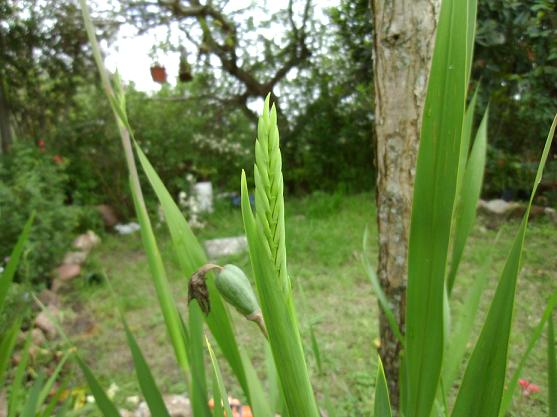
[101,0,339,92]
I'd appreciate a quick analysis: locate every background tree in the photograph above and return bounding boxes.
[0,0,102,152]
[118,0,314,126]
[370,0,439,407]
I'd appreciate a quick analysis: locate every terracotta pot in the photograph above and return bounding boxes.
[150,65,167,84]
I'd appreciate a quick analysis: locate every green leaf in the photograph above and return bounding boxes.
[38,350,71,407]
[448,105,487,293]
[8,331,33,417]
[134,142,251,401]
[374,356,392,417]
[405,0,470,415]
[241,170,320,417]
[0,213,34,313]
[20,373,45,417]
[122,319,172,417]
[362,229,403,345]
[443,243,495,388]
[75,355,122,417]
[129,179,190,377]
[498,289,557,416]
[451,114,557,417]
[206,338,234,417]
[548,310,557,417]
[0,320,21,389]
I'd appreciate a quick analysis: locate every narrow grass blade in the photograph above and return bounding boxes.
[0,320,21,388]
[451,114,557,417]
[130,182,190,376]
[8,331,32,417]
[549,312,557,417]
[498,289,557,416]
[40,380,68,417]
[75,355,122,417]
[121,319,172,417]
[20,373,45,417]
[241,170,320,417]
[448,106,488,294]
[444,238,497,387]
[362,228,403,345]
[374,356,392,417]
[405,0,469,415]
[38,350,71,407]
[206,338,234,417]
[240,349,274,417]
[453,87,479,208]
[134,143,251,399]
[0,213,34,313]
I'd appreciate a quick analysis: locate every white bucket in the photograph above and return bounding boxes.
[193,181,214,213]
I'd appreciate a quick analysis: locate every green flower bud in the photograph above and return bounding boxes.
[215,264,260,317]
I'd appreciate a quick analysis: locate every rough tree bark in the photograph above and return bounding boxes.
[370,0,439,409]
[0,74,12,154]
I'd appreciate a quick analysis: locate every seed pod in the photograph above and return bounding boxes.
[215,264,260,317]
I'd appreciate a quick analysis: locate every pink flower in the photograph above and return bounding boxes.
[52,154,64,165]
[38,139,45,152]
[519,379,540,397]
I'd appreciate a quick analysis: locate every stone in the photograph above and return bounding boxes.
[478,199,557,228]
[34,306,60,339]
[53,263,81,282]
[73,230,101,252]
[63,251,88,265]
[204,236,247,259]
[477,199,524,216]
[96,204,119,227]
[135,395,191,417]
[31,328,46,346]
[37,289,60,308]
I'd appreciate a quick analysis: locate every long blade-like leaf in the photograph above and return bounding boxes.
[241,169,320,417]
[75,355,122,417]
[206,338,234,417]
[405,0,470,416]
[0,320,21,389]
[363,229,403,345]
[129,181,190,377]
[448,105,488,293]
[451,114,557,417]
[0,213,34,313]
[134,143,251,400]
[20,373,45,417]
[498,290,557,416]
[444,233,497,388]
[374,356,393,417]
[8,331,33,417]
[548,311,557,417]
[122,320,172,417]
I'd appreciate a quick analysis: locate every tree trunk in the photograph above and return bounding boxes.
[370,0,439,410]
[0,74,12,154]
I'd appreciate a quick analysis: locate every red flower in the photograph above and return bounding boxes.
[519,379,540,397]
[52,154,64,165]
[38,139,45,152]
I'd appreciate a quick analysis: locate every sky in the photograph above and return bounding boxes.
[100,0,339,92]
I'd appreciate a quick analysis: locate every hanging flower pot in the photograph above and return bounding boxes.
[150,65,167,84]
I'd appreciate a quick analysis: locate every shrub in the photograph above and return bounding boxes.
[0,142,79,286]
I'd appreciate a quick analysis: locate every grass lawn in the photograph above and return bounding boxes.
[62,192,557,417]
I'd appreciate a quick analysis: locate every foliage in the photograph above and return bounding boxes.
[0,0,102,147]
[63,2,557,417]
[0,142,79,286]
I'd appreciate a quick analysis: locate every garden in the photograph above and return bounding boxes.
[1,0,557,417]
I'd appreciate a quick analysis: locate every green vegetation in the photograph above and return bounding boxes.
[62,194,556,417]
